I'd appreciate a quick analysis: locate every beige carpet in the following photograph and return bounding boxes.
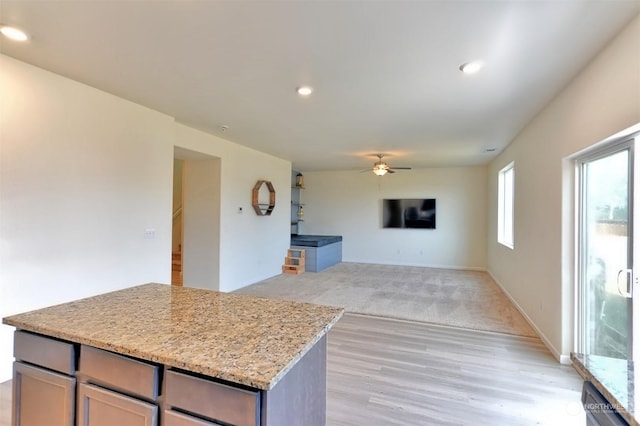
[236,262,537,337]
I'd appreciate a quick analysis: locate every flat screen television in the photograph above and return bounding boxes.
[382,198,436,229]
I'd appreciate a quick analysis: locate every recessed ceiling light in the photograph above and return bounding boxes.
[459,61,484,74]
[0,25,29,42]
[297,86,313,96]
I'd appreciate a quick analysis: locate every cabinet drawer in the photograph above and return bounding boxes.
[14,330,76,375]
[77,382,158,426]
[79,345,160,401]
[164,410,223,426]
[164,370,260,426]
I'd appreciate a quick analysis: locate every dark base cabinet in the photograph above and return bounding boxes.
[162,335,327,426]
[582,381,629,426]
[12,331,328,426]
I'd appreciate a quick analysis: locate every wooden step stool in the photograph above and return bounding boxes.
[282,248,305,275]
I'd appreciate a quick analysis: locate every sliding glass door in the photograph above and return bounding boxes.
[577,140,635,359]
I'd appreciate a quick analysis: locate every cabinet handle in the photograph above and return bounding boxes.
[617,269,633,298]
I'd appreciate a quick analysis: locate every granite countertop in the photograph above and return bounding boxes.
[571,352,639,425]
[3,283,344,390]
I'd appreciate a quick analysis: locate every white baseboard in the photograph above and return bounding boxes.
[559,353,571,365]
[487,270,570,364]
[343,259,487,272]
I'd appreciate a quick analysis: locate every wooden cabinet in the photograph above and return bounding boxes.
[77,383,158,426]
[13,331,76,375]
[11,329,328,426]
[76,345,160,426]
[164,370,259,426]
[582,381,628,426]
[12,331,78,426]
[12,362,76,426]
[163,410,223,426]
[78,345,160,400]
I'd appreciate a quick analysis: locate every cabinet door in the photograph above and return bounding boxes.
[13,361,75,426]
[77,383,158,426]
[581,382,628,426]
[163,410,222,426]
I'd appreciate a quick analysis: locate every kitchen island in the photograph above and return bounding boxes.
[572,352,639,426]
[3,283,344,426]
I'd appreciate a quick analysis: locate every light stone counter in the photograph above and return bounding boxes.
[3,283,344,390]
[572,352,639,425]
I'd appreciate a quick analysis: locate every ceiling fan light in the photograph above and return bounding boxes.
[296,86,313,96]
[373,166,388,176]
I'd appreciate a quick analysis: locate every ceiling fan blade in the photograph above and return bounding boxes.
[387,169,396,174]
[389,167,412,170]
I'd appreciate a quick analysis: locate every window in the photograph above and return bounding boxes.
[498,162,514,248]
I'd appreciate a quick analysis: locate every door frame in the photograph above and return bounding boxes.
[173,147,222,290]
[573,125,640,359]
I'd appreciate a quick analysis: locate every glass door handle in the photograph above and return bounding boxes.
[617,269,633,298]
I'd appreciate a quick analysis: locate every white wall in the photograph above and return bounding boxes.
[4,14,635,384]
[301,167,487,270]
[182,158,221,290]
[173,124,291,292]
[487,15,640,362]
[0,55,175,380]
[0,55,293,380]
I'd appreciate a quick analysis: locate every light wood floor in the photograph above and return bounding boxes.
[0,314,585,426]
[327,314,584,426]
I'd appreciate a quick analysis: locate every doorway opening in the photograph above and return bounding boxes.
[172,147,221,290]
[172,159,184,285]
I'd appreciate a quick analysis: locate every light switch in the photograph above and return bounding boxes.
[144,228,156,239]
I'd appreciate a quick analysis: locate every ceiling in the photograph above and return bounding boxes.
[1,1,638,172]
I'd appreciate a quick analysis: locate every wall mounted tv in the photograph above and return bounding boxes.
[382,199,436,229]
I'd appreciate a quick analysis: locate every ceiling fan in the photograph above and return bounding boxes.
[363,154,412,176]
